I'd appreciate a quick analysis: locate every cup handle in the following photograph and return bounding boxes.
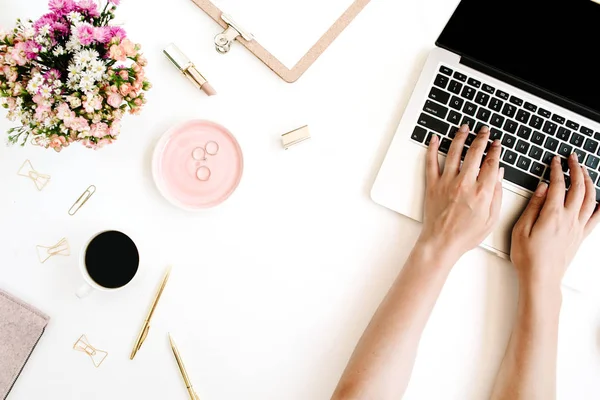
[76,283,94,299]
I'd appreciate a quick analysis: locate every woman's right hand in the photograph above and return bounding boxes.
[510,153,600,288]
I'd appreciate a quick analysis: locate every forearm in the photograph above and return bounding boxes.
[491,279,562,400]
[332,239,457,400]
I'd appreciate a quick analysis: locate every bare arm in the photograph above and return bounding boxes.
[332,124,504,399]
[492,154,600,400]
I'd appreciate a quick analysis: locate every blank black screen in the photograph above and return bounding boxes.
[437,0,600,118]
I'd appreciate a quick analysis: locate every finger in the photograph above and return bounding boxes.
[543,156,566,211]
[584,204,600,238]
[487,171,504,227]
[565,153,585,211]
[477,139,501,190]
[443,124,469,178]
[425,134,441,186]
[461,125,490,180]
[517,182,549,235]
[580,166,597,223]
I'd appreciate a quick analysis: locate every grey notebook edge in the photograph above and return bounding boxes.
[0,289,49,400]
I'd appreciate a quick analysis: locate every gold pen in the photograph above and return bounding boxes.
[169,333,201,400]
[130,266,172,360]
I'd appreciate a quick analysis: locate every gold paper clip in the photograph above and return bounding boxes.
[17,160,51,191]
[281,125,310,150]
[68,185,96,216]
[36,237,70,263]
[73,335,108,368]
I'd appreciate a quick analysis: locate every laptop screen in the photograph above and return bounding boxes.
[437,0,600,120]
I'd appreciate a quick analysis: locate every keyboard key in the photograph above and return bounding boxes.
[474,92,490,107]
[461,116,476,129]
[482,84,495,94]
[570,133,585,148]
[524,102,537,113]
[558,142,573,157]
[517,125,532,140]
[449,126,459,138]
[556,127,571,142]
[490,113,505,128]
[447,110,462,125]
[588,169,599,184]
[453,72,467,82]
[467,78,481,88]
[542,151,556,165]
[502,134,516,149]
[449,96,464,110]
[517,156,531,171]
[411,126,427,143]
[502,104,517,118]
[516,140,530,154]
[490,128,502,141]
[543,168,551,181]
[496,90,509,100]
[596,132,600,141]
[463,101,477,116]
[475,122,487,134]
[544,137,559,152]
[530,161,545,177]
[529,116,544,129]
[448,80,463,94]
[425,132,436,146]
[424,100,449,119]
[516,109,531,124]
[465,133,476,146]
[566,120,580,130]
[439,138,452,154]
[461,86,476,100]
[561,157,569,172]
[529,145,543,160]
[584,138,599,154]
[538,108,551,118]
[596,188,600,202]
[542,120,558,136]
[574,148,586,164]
[564,174,571,189]
[500,163,541,191]
[434,74,449,89]
[503,150,518,164]
[551,114,565,124]
[531,131,546,146]
[509,96,523,106]
[418,113,449,135]
[489,98,503,112]
[429,87,450,104]
[504,119,518,134]
[581,126,594,136]
[585,154,600,170]
[440,66,453,76]
[476,108,491,122]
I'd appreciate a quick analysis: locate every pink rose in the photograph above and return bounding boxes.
[119,70,129,80]
[109,119,121,136]
[90,122,109,138]
[10,42,28,66]
[107,92,123,108]
[134,98,142,106]
[119,83,131,96]
[77,24,95,46]
[108,44,126,61]
[120,39,136,57]
[132,63,141,73]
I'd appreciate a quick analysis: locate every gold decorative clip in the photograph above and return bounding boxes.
[68,185,96,216]
[73,335,108,368]
[17,160,51,191]
[281,125,310,150]
[36,237,70,263]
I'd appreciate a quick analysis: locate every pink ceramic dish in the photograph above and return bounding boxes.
[152,120,244,210]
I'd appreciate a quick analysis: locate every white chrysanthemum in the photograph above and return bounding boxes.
[79,75,95,93]
[53,80,62,88]
[39,85,53,98]
[68,62,83,74]
[66,78,79,90]
[53,46,65,56]
[74,50,93,65]
[23,26,35,39]
[54,88,62,95]
[27,79,42,94]
[16,97,23,106]
[67,96,82,108]
[88,59,106,79]
[39,24,51,36]
[65,36,81,52]
[67,12,83,23]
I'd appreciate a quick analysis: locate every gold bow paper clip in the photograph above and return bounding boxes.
[73,335,108,368]
[17,160,51,191]
[36,237,70,264]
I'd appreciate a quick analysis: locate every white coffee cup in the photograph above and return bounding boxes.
[76,230,140,299]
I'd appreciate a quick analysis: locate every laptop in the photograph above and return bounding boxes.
[371,0,600,277]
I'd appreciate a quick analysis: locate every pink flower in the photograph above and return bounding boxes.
[132,63,141,73]
[10,42,28,66]
[96,138,113,149]
[56,102,75,120]
[77,0,99,17]
[107,92,123,108]
[108,0,120,4]
[77,24,95,46]
[35,104,51,121]
[44,69,61,81]
[12,83,23,96]
[70,116,90,132]
[48,0,74,15]
[34,13,58,30]
[48,134,68,152]
[80,138,96,149]
[92,26,111,43]
[52,22,69,35]
[108,27,126,41]
[119,83,131,96]
[109,119,121,136]
[120,39,136,57]
[133,98,142,106]
[118,70,129,80]
[32,94,44,104]
[108,44,126,61]
[90,122,109,138]
[83,96,102,113]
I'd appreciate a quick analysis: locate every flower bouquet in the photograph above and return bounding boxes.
[0,0,151,151]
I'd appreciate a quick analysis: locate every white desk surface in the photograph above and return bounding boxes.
[1,0,600,399]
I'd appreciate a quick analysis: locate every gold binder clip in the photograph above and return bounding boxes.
[36,237,70,264]
[68,185,96,216]
[214,13,254,54]
[281,125,311,150]
[17,160,51,191]
[73,335,108,368]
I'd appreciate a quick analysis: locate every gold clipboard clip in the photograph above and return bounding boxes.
[73,335,108,368]
[214,13,254,54]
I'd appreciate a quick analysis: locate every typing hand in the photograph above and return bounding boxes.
[511,154,600,288]
[419,124,503,262]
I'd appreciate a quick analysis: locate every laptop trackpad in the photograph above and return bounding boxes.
[483,187,529,257]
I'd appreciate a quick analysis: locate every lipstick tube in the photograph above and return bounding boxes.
[163,43,216,96]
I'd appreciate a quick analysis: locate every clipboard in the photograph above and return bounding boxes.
[190,0,371,83]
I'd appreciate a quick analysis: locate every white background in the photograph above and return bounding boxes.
[1,0,600,399]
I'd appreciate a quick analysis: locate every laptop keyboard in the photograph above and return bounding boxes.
[411,65,600,201]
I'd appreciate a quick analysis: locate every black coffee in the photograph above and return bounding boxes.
[85,231,139,289]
